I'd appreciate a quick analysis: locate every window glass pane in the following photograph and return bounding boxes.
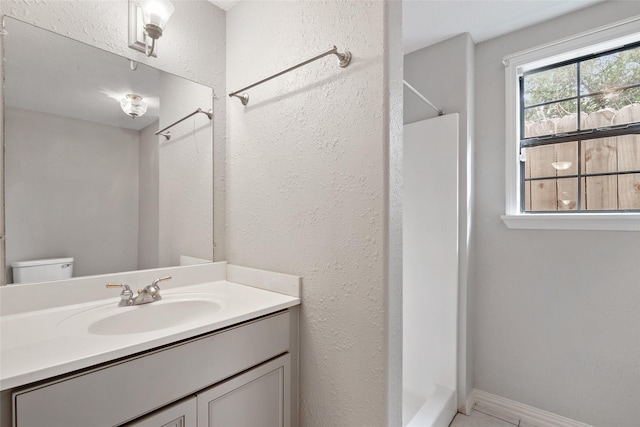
[618,173,640,210]
[529,178,558,211]
[525,177,578,212]
[524,63,577,107]
[616,135,640,172]
[584,176,618,210]
[557,178,579,211]
[581,87,640,120]
[582,137,618,174]
[524,100,577,138]
[580,46,640,94]
[524,181,531,211]
[525,142,578,178]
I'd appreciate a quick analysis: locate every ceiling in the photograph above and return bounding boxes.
[209,0,604,53]
[403,0,604,53]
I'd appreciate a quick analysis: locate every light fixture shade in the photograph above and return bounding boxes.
[121,94,148,118]
[140,0,175,33]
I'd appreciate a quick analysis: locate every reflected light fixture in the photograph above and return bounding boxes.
[120,94,148,118]
[128,0,175,57]
[551,161,572,170]
[559,191,572,207]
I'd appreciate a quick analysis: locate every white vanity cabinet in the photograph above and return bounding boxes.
[10,310,297,427]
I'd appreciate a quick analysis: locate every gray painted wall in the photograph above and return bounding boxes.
[473,2,640,425]
[138,121,160,270]
[404,33,475,410]
[159,73,214,266]
[226,1,402,425]
[5,108,139,279]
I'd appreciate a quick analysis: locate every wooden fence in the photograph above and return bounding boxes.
[523,103,640,211]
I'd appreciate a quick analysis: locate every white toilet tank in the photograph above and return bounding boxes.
[11,257,74,283]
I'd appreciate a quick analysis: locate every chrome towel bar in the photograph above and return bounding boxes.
[229,45,352,106]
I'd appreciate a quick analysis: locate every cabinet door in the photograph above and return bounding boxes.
[197,354,290,427]
[123,396,196,427]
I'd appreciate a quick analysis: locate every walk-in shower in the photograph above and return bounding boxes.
[403,82,459,427]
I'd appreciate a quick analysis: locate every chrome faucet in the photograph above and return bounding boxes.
[106,276,172,306]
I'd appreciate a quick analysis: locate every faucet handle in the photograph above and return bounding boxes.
[148,276,172,292]
[106,283,134,306]
[154,276,172,286]
[137,276,172,297]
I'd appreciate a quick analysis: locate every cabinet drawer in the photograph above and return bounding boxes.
[13,311,290,427]
[124,396,197,427]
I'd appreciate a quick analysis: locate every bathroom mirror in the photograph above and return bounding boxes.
[3,17,214,284]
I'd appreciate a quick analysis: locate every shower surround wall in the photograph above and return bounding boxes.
[226,1,403,426]
[404,33,475,410]
[0,0,227,279]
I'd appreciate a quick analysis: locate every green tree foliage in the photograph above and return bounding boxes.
[524,46,640,122]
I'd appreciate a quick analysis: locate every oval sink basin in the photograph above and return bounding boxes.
[89,300,221,335]
[58,294,224,336]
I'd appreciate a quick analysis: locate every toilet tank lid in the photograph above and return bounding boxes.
[11,257,74,268]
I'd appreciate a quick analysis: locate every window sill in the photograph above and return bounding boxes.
[501,213,640,231]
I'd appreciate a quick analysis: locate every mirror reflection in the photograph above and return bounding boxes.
[3,17,214,284]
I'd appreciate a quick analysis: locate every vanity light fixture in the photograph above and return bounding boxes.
[128,0,175,58]
[120,94,148,118]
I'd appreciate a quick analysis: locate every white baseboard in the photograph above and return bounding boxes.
[464,389,593,427]
[463,390,475,416]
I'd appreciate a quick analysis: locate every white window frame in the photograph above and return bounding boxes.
[501,16,640,231]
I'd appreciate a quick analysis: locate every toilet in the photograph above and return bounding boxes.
[11,257,74,284]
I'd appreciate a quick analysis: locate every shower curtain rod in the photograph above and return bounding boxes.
[403,80,444,116]
[155,108,213,141]
[228,45,352,106]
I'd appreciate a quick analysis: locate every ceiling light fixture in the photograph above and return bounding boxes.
[120,94,148,118]
[128,0,175,58]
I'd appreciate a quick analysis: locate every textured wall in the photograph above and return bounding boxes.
[0,0,227,281]
[226,1,401,425]
[473,2,640,425]
[5,108,139,279]
[404,33,475,409]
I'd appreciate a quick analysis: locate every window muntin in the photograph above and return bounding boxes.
[520,42,640,213]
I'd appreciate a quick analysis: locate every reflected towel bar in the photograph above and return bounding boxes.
[229,45,352,106]
[156,108,213,140]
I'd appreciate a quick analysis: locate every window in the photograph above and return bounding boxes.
[520,43,640,213]
[502,16,640,231]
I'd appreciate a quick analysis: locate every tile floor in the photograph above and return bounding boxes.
[450,409,517,427]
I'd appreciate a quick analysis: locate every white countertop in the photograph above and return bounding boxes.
[0,263,300,391]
